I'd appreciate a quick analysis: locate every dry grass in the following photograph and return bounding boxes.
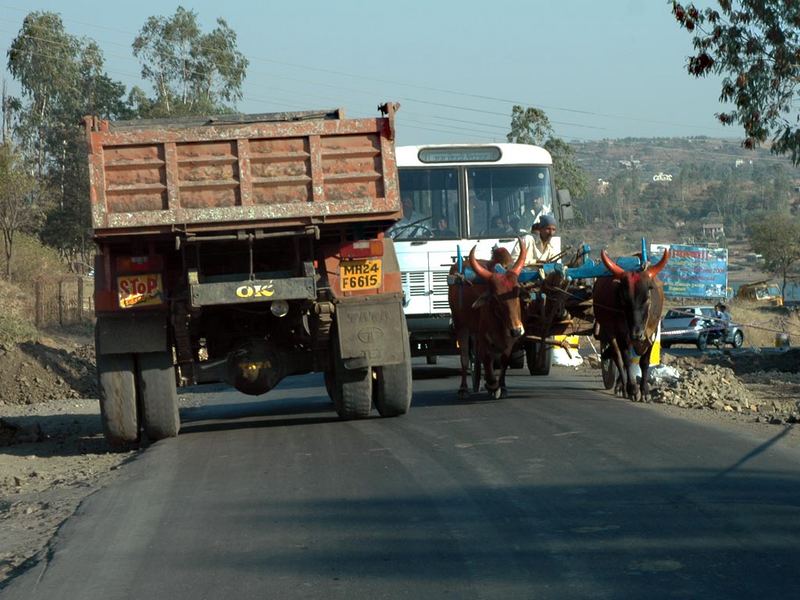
[727,301,800,348]
[0,234,72,345]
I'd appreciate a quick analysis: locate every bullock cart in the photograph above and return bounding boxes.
[450,242,652,390]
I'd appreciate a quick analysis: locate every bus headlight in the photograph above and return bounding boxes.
[270,300,289,317]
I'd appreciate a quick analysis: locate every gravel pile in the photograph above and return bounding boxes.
[0,342,97,407]
[649,361,800,424]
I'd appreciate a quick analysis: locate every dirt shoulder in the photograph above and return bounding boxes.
[0,327,137,582]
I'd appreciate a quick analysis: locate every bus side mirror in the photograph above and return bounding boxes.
[557,189,574,221]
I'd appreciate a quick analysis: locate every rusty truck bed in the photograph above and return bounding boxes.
[84,106,401,237]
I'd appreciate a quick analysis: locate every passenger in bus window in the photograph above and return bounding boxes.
[433,217,456,238]
[511,214,558,266]
[484,215,513,237]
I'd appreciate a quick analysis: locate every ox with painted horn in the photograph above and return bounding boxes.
[592,248,669,401]
[448,240,527,399]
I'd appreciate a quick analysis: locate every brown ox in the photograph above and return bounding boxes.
[448,242,526,399]
[592,249,669,401]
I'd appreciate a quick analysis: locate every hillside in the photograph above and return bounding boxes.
[571,136,800,183]
[561,137,800,262]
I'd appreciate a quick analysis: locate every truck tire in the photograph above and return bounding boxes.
[323,369,335,403]
[374,322,412,417]
[96,352,139,447]
[374,361,412,417]
[331,328,373,419]
[333,365,373,419]
[526,341,552,376]
[137,351,180,440]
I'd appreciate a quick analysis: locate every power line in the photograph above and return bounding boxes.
[0,6,732,136]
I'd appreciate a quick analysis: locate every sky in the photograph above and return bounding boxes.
[0,0,738,146]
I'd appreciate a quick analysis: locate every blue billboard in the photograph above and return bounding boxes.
[650,244,728,299]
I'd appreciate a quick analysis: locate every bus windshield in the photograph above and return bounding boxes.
[468,166,552,238]
[392,165,553,241]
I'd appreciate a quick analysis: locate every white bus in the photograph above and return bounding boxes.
[392,143,573,362]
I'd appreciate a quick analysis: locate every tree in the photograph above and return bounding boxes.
[749,212,800,302]
[672,2,800,164]
[507,105,589,201]
[132,6,248,117]
[0,142,44,280]
[7,12,130,264]
[7,12,81,177]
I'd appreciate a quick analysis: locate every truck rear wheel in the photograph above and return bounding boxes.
[333,365,373,419]
[137,351,180,440]
[331,328,373,419]
[96,352,139,447]
[374,323,412,417]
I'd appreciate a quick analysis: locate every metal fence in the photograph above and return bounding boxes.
[34,276,94,327]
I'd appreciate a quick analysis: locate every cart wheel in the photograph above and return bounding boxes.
[469,345,481,393]
[526,341,552,376]
[601,355,617,390]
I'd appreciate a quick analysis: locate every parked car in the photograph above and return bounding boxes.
[660,306,744,350]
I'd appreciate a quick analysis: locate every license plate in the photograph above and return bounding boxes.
[117,273,163,308]
[340,259,381,291]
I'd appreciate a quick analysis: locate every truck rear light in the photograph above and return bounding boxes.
[340,240,384,259]
[116,255,164,273]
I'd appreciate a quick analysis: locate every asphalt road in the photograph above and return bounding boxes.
[4,361,799,599]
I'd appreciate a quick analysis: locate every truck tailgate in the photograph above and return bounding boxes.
[85,108,400,236]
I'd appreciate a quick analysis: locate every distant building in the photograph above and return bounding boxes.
[596,178,610,195]
[702,222,725,240]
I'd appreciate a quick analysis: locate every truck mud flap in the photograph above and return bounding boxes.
[335,294,407,368]
[96,312,169,355]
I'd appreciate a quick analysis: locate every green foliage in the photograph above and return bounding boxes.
[507,105,551,145]
[7,12,130,265]
[506,105,589,202]
[0,231,67,290]
[672,1,800,164]
[131,6,248,117]
[0,142,45,280]
[544,137,588,200]
[748,212,800,301]
[7,12,81,177]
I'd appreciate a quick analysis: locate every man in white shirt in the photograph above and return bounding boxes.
[518,194,549,233]
[511,214,558,266]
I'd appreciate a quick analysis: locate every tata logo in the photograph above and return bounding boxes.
[357,327,384,344]
[235,283,275,298]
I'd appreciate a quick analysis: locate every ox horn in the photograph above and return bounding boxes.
[600,249,626,279]
[645,248,670,278]
[468,246,493,281]
[509,237,527,276]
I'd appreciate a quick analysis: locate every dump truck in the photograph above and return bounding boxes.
[86,103,411,446]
